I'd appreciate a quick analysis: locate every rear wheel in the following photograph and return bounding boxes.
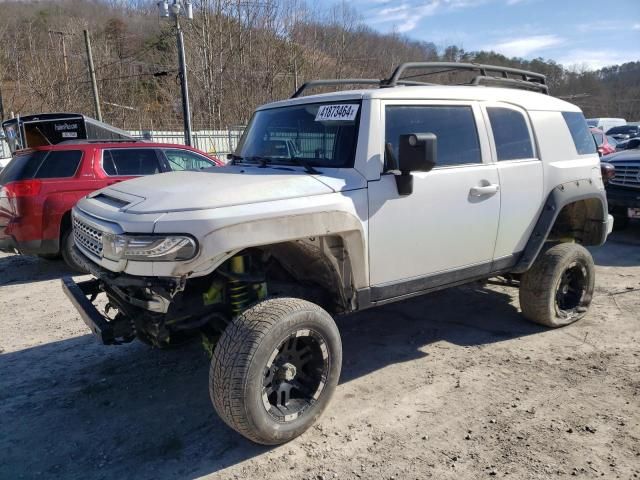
[61,229,88,273]
[519,243,595,327]
[210,297,342,445]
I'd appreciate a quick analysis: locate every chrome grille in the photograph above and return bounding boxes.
[73,215,103,258]
[609,164,640,188]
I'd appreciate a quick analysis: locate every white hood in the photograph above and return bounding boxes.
[93,165,366,214]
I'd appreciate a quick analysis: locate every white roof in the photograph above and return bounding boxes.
[261,85,581,113]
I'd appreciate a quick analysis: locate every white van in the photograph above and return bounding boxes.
[587,117,626,132]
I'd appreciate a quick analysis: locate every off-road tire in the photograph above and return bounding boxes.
[519,243,595,327]
[210,297,342,445]
[60,229,88,273]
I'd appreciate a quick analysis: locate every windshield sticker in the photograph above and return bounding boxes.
[315,104,359,122]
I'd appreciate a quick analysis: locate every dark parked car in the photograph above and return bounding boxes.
[606,124,640,142]
[615,137,640,151]
[602,149,640,229]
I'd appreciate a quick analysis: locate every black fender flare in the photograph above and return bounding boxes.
[511,179,608,274]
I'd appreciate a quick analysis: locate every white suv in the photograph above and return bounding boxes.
[63,62,613,445]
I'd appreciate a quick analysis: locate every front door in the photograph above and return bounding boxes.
[367,101,500,301]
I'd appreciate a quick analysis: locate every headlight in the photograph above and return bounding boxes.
[102,233,197,262]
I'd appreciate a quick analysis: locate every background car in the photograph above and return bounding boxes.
[601,149,640,230]
[586,117,626,132]
[606,124,640,142]
[591,127,617,156]
[615,137,640,151]
[0,140,220,270]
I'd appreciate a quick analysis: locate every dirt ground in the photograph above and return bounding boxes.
[1,225,639,480]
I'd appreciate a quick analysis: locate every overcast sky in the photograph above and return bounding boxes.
[351,0,640,69]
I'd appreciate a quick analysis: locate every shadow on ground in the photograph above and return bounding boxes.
[0,253,75,286]
[0,283,542,479]
[591,220,640,267]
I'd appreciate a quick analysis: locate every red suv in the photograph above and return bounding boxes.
[0,140,220,270]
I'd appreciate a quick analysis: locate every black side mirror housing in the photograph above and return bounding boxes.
[395,133,437,195]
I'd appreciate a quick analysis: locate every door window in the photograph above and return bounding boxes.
[163,149,214,171]
[103,149,161,176]
[385,106,481,167]
[487,107,535,161]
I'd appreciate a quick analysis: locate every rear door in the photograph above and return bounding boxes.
[481,102,542,265]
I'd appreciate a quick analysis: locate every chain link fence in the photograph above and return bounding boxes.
[128,127,245,157]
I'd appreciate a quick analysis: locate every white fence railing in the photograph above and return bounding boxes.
[128,128,245,156]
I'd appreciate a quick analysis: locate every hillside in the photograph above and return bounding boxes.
[0,0,638,130]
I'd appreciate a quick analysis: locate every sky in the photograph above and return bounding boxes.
[351,0,640,70]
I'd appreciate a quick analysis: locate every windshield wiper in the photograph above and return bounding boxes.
[289,156,321,174]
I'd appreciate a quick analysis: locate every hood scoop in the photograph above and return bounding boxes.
[92,193,130,209]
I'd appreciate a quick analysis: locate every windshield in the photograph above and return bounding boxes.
[234,101,361,168]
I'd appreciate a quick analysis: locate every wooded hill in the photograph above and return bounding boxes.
[1,0,638,130]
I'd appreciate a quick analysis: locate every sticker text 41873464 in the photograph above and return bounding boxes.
[315,104,359,122]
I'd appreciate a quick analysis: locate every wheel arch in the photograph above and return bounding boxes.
[511,180,608,274]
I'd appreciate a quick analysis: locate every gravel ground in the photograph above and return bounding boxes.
[0,224,638,480]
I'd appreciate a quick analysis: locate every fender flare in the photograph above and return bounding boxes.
[511,179,608,274]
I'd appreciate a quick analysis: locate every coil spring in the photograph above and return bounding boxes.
[229,255,250,316]
[229,279,250,316]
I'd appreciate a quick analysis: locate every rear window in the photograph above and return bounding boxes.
[34,150,82,178]
[562,112,596,155]
[0,151,47,184]
[103,149,161,176]
[487,107,534,160]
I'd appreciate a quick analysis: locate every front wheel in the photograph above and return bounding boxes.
[210,298,342,445]
[519,243,595,327]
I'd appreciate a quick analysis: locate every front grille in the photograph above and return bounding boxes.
[73,215,103,258]
[609,164,640,188]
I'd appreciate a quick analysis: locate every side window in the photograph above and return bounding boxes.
[385,105,481,167]
[103,149,161,176]
[487,107,534,161]
[163,149,213,171]
[562,112,597,155]
[592,132,604,146]
[35,150,83,178]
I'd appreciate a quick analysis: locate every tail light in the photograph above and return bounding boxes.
[0,180,41,217]
[4,179,42,197]
[600,162,615,185]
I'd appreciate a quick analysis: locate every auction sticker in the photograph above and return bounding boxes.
[315,104,359,122]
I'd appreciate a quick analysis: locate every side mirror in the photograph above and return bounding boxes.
[395,133,437,195]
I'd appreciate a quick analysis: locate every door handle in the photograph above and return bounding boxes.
[470,184,500,196]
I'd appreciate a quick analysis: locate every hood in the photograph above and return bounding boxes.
[603,150,640,164]
[90,165,366,214]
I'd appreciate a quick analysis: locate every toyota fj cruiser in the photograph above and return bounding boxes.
[62,62,614,445]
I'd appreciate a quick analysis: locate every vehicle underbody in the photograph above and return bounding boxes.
[65,238,354,349]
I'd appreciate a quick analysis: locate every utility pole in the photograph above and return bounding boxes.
[83,30,102,121]
[49,30,71,104]
[158,0,193,146]
[0,84,5,121]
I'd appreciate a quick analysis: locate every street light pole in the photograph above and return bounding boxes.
[159,0,193,146]
[175,14,193,146]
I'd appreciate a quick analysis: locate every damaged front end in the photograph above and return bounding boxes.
[62,246,273,348]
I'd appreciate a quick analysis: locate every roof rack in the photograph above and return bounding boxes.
[57,138,145,145]
[290,78,436,98]
[291,62,548,97]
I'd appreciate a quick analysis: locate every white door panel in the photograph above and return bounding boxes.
[368,164,501,286]
[494,160,544,257]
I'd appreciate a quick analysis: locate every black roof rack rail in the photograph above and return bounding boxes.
[290,78,437,98]
[290,62,549,98]
[57,138,145,145]
[384,62,548,94]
